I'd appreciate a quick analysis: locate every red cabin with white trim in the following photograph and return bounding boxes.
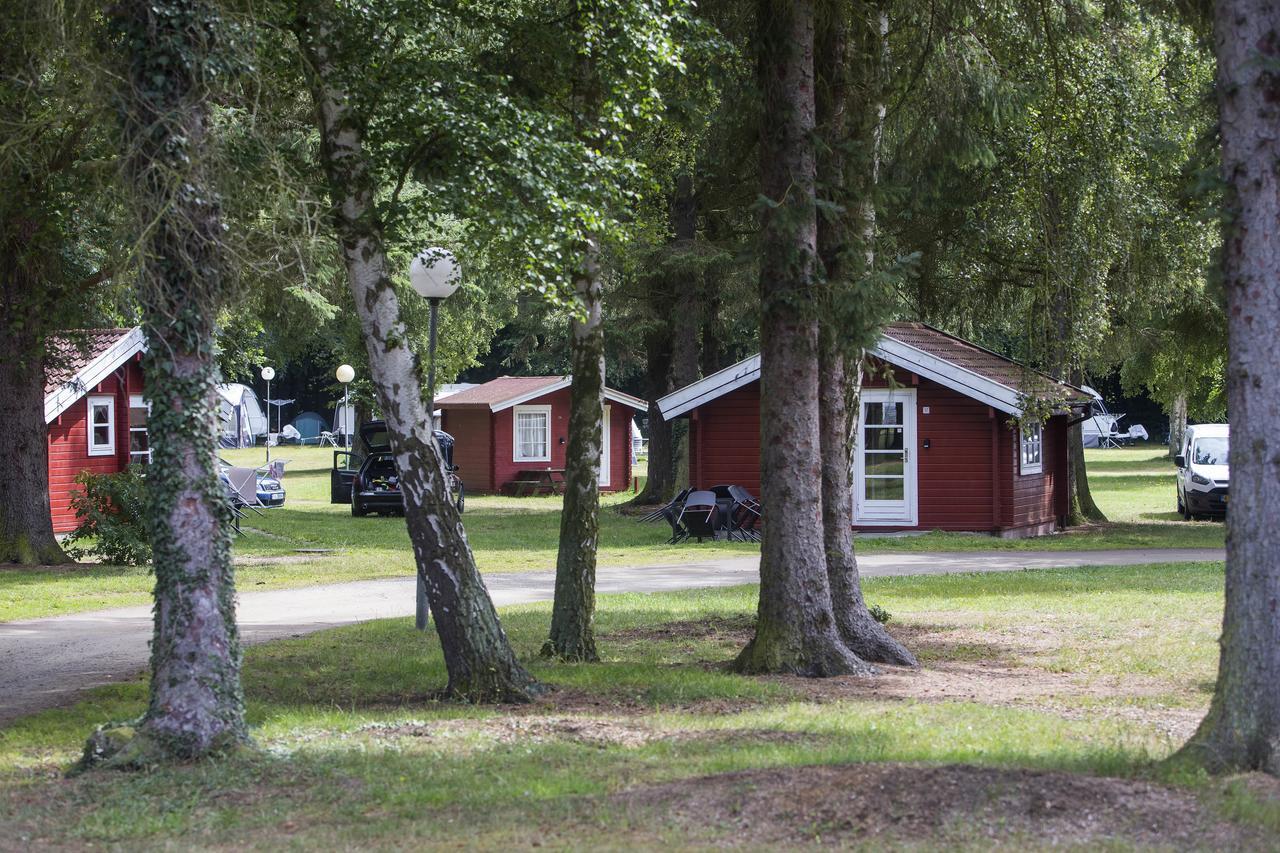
[44,328,149,533]
[437,376,645,494]
[657,322,1092,538]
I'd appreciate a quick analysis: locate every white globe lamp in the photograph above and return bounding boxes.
[409,248,461,300]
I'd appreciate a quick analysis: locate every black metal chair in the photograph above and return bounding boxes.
[662,500,689,543]
[640,487,691,524]
[727,485,762,541]
[679,490,720,543]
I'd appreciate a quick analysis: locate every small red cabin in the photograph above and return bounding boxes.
[44,328,149,533]
[437,376,646,494]
[657,322,1092,538]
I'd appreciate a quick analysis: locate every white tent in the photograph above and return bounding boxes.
[218,383,268,448]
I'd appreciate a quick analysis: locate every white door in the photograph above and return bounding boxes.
[598,404,611,487]
[853,388,917,525]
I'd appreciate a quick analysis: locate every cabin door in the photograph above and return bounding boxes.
[853,388,918,526]
[598,404,611,487]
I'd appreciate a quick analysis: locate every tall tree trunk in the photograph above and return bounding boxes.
[1066,368,1106,523]
[814,1,914,667]
[546,9,606,662]
[1168,391,1187,459]
[1174,0,1280,776]
[632,316,675,504]
[547,240,605,661]
[298,1,542,702]
[669,173,701,489]
[0,330,69,565]
[733,0,869,678]
[81,0,249,769]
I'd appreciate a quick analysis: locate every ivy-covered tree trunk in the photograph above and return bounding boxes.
[814,2,914,668]
[1174,0,1280,776]
[0,329,68,565]
[733,0,869,678]
[547,16,605,662]
[81,0,249,769]
[298,1,542,702]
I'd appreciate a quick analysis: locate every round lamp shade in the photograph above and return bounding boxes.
[335,364,355,384]
[261,366,276,381]
[409,247,461,299]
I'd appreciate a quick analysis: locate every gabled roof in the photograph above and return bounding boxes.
[657,322,1091,420]
[44,327,147,423]
[437,375,646,412]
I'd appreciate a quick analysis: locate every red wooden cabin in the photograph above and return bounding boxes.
[43,328,150,533]
[437,376,645,494]
[657,322,1093,538]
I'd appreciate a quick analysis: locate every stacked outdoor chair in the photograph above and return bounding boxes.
[640,488,690,524]
[679,490,720,543]
[727,484,763,542]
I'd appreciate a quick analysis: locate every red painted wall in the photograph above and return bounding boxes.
[46,360,144,533]
[443,388,635,493]
[683,373,1067,535]
[440,408,493,491]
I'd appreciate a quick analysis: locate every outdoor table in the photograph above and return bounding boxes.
[512,468,567,496]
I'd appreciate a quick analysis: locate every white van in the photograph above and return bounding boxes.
[1175,423,1229,519]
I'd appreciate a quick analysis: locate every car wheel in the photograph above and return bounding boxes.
[1176,489,1185,516]
[352,499,368,517]
[455,484,465,514]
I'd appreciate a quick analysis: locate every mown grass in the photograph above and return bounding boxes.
[4,561,1261,849]
[1,443,1222,622]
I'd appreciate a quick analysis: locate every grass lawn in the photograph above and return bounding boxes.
[0,443,1223,622]
[2,562,1276,849]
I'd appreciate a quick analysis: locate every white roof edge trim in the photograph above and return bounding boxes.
[870,337,1024,416]
[486,378,648,412]
[603,388,648,410]
[488,378,572,412]
[657,354,762,420]
[44,327,147,424]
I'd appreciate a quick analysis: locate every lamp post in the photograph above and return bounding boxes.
[335,363,355,449]
[261,366,275,462]
[409,247,461,631]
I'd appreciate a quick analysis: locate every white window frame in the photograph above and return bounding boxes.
[87,395,116,457]
[128,394,152,465]
[513,404,552,463]
[1020,422,1043,475]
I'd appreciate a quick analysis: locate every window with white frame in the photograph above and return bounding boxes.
[513,405,552,462]
[129,394,151,465]
[87,395,115,456]
[1020,422,1043,475]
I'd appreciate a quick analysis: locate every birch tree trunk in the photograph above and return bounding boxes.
[546,14,606,662]
[547,238,605,661]
[298,2,542,702]
[815,1,914,667]
[732,0,870,678]
[80,0,248,768]
[1174,0,1280,776]
[1168,392,1187,459]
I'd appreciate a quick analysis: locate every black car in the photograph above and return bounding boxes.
[330,421,463,516]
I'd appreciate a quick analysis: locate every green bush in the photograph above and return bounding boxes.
[66,466,151,566]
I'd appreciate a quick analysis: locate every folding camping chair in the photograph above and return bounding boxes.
[678,490,720,543]
[317,430,339,448]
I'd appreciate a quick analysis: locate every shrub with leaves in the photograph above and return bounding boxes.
[66,466,151,566]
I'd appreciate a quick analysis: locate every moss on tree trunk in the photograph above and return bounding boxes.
[1173,0,1280,777]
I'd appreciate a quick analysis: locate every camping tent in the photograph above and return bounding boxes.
[218,383,268,448]
[290,411,327,443]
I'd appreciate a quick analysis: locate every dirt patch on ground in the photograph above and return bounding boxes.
[604,615,756,645]
[616,763,1273,849]
[235,553,338,566]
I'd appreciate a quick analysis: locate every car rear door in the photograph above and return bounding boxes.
[331,450,363,503]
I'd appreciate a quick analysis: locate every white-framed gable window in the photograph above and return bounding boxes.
[513,405,552,462]
[87,395,115,457]
[1020,422,1043,475]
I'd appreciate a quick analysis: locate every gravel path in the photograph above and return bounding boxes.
[0,547,1223,725]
